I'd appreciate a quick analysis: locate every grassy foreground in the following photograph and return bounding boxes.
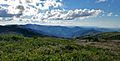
[0,33,120,61]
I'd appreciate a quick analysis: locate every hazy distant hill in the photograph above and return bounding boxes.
[22,24,120,38]
[0,24,120,38]
[0,25,46,37]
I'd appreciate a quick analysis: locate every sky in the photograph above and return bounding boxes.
[0,0,120,28]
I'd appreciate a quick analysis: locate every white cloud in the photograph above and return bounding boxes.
[32,9,102,20]
[0,0,102,21]
[107,12,112,16]
[115,14,118,16]
[0,0,119,28]
[96,0,107,3]
[0,0,63,15]
[107,13,119,17]
[0,0,103,26]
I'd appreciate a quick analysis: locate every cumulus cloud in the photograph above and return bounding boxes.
[33,9,102,20]
[0,0,102,22]
[107,12,112,16]
[115,14,118,16]
[0,0,63,16]
[106,13,119,17]
[96,0,107,3]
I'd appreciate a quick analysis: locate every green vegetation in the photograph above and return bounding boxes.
[0,33,120,61]
[95,32,120,40]
[77,32,120,42]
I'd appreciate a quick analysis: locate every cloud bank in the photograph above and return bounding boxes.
[33,9,102,20]
[0,0,102,21]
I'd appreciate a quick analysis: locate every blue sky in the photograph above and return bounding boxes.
[62,0,120,28]
[64,0,120,14]
[0,0,120,28]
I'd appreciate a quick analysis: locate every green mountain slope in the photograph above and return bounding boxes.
[0,33,120,61]
[93,32,120,40]
[0,25,48,37]
[76,32,120,42]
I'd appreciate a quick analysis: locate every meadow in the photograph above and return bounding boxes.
[0,33,120,61]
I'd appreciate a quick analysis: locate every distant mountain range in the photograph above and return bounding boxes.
[0,25,46,37]
[0,24,120,38]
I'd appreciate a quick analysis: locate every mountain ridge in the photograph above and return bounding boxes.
[0,24,120,38]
